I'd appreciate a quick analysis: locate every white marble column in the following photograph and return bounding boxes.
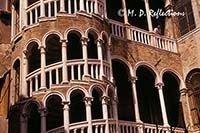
[60,0,66,13]
[81,37,90,79]
[102,96,109,133]
[94,0,98,14]
[84,97,93,133]
[97,39,104,80]
[61,39,68,83]
[80,0,85,11]
[63,101,70,133]
[130,76,142,123]
[155,82,169,126]
[39,108,46,133]
[144,0,153,31]
[40,46,46,90]
[22,50,28,97]
[40,0,45,17]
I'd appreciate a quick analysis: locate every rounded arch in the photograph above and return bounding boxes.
[42,91,65,107]
[100,31,109,41]
[185,68,200,125]
[66,86,88,102]
[112,55,135,77]
[66,29,83,60]
[22,99,43,114]
[135,61,160,83]
[26,41,41,73]
[86,28,99,59]
[12,57,21,68]
[25,38,41,51]
[106,84,116,96]
[42,30,63,48]
[160,68,185,89]
[85,27,100,38]
[45,94,64,131]
[69,87,87,123]
[89,83,106,96]
[64,27,84,39]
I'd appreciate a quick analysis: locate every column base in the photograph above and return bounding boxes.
[82,74,91,80]
[39,87,47,92]
[61,81,69,84]
[136,119,143,123]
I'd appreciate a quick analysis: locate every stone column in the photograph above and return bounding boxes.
[191,0,200,27]
[20,113,28,133]
[102,96,109,133]
[84,97,93,133]
[39,108,46,133]
[97,39,104,80]
[63,101,70,133]
[155,82,169,126]
[121,0,129,24]
[40,0,45,17]
[61,39,68,83]
[130,76,142,123]
[40,46,46,90]
[22,50,28,97]
[107,45,113,82]
[180,88,194,131]
[60,0,66,13]
[144,0,153,31]
[81,37,90,79]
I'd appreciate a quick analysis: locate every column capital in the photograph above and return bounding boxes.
[38,107,47,116]
[179,88,188,96]
[96,38,104,46]
[155,82,164,89]
[39,45,46,54]
[84,97,93,106]
[128,76,137,83]
[81,37,89,46]
[60,39,67,43]
[101,95,110,105]
[23,50,29,58]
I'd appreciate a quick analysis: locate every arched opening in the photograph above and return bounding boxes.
[102,34,108,61]
[112,60,135,121]
[46,95,63,131]
[163,72,185,128]
[91,88,103,119]
[70,90,86,123]
[67,32,82,60]
[27,42,40,73]
[27,103,41,133]
[13,59,20,102]
[46,34,62,65]
[106,0,123,22]
[87,32,98,59]
[186,69,200,125]
[136,66,163,125]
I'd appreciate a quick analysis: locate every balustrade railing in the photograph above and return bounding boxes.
[25,0,105,27]
[47,119,185,133]
[109,20,178,53]
[26,59,110,96]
